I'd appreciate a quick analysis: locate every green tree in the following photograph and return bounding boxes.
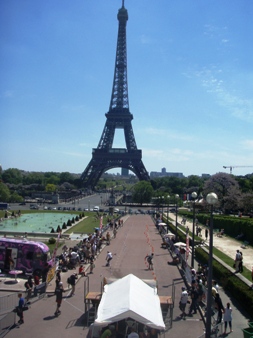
[45,184,57,192]
[9,192,23,203]
[59,172,74,184]
[23,172,44,185]
[0,182,11,201]
[45,174,60,185]
[239,193,253,213]
[236,177,253,193]
[2,168,23,184]
[132,181,154,205]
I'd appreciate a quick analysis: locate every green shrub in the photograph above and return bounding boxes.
[195,246,253,318]
[48,237,56,244]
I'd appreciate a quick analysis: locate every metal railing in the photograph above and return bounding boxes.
[0,293,17,315]
[0,311,16,337]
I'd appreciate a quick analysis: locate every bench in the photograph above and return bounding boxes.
[241,241,249,249]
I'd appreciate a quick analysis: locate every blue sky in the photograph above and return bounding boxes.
[1,0,253,178]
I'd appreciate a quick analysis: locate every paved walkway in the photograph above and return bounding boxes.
[168,212,253,273]
[0,214,252,338]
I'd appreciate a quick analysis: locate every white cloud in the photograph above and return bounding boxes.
[144,127,194,141]
[188,66,253,123]
[139,34,153,44]
[241,139,253,150]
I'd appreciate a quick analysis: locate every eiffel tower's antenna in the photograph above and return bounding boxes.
[122,0,125,7]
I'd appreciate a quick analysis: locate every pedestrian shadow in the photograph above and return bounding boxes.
[43,315,58,321]
[66,314,86,329]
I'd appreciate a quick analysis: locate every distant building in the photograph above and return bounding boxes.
[150,168,184,178]
[201,174,211,179]
[121,168,129,176]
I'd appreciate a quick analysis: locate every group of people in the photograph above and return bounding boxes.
[179,282,233,333]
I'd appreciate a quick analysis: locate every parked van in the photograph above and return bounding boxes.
[0,238,53,275]
[93,206,100,212]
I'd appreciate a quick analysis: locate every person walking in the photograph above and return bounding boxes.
[106,251,113,267]
[145,253,154,270]
[55,281,65,316]
[69,273,78,296]
[17,293,25,324]
[223,302,233,334]
[179,287,188,319]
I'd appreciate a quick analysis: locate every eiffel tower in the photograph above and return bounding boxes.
[81,0,150,188]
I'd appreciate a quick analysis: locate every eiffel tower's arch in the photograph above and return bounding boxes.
[81,1,149,188]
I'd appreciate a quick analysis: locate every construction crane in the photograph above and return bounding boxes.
[223,166,253,175]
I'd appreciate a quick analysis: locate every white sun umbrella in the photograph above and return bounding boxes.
[163,233,174,238]
[174,242,186,247]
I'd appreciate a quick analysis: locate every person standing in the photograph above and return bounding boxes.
[8,256,15,270]
[223,302,233,334]
[113,228,117,238]
[17,293,25,324]
[238,251,243,272]
[214,293,224,324]
[205,228,208,241]
[55,281,65,316]
[179,287,188,319]
[55,269,61,287]
[188,283,199,315]
[234,250,241,272]
[24,276,34,304]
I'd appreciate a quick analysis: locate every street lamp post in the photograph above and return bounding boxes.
[205,192,218,338]
[100,195,102,207]
[191,191,198,268]
[175,194,179,241]
[166,195,170,233]
[161,196,164,221]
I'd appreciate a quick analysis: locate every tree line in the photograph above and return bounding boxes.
[0,168,253,214]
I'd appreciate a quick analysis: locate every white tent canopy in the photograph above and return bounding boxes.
[94,274,165,330]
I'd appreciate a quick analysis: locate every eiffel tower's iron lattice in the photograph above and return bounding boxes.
[81,1,150,188]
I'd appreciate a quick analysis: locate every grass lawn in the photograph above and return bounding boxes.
[64,214,107,234]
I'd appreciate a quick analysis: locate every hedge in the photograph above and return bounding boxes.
[195,246,253,318]
[179,210,253,244]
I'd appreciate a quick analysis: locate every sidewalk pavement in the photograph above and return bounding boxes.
[1,214,252,338]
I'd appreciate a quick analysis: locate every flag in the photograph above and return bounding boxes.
[186,233,189,261]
